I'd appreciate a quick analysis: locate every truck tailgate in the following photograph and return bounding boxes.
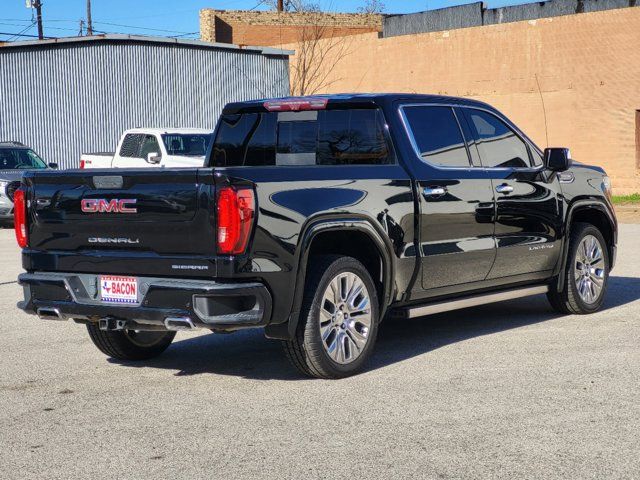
[23,168,216,257]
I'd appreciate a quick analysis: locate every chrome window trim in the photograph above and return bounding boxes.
[398,102,546,173]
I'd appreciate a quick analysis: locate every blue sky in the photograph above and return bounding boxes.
[0,0,533,41]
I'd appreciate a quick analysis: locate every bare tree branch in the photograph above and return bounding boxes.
[358,0,385,14]
[289,10,355,95]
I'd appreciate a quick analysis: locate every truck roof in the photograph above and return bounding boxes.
[222,93,497,115]
[123,128,212,135]
[0,141,28,148]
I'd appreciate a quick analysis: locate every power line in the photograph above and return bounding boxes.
[6,21,36,42]
[92,21,198,35]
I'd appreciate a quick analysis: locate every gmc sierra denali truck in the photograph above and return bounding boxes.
[16,94,617,379]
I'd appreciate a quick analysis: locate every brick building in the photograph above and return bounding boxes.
[198,2,640,194]
[199,9,382,47]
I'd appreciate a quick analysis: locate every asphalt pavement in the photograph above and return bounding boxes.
[0,225,638,479]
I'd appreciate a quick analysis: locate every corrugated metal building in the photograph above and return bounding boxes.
[0,35,291,169]
[383,0,636,37]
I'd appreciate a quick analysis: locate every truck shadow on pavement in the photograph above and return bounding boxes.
[109,275,640,380]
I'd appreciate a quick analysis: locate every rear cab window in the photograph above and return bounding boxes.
[211,108,394,167]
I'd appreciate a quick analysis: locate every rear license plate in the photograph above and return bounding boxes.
[100,275,138,304]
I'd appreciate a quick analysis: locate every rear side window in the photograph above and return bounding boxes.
[402,106,470,168]
[463,109,531,168]
[211,108,393,167]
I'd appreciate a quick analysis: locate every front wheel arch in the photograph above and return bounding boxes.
[555,200,616,293]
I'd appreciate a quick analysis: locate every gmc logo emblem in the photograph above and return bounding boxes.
[81,198,137,214]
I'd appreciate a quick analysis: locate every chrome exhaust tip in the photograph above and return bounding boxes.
[164,317,195,331]
[36,307,64,321]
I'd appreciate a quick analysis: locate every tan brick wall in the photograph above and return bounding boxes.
[199,9,382,46]
[283,8,640,194]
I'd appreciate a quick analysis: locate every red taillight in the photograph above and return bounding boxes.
[216,186,255,255]
[263,97,328,112]
[79,159,85,169]
[13,188,28,248]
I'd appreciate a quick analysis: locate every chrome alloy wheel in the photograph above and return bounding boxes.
[319,272,372,365]
[574,234,606,305]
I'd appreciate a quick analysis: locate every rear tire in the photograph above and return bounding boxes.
[547,222,609,314]
[283,255,379,379]
[86,324,176,361]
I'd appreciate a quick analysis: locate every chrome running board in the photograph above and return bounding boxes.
[400,285,549,319]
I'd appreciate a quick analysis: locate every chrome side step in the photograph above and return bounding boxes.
[400,285,549,319]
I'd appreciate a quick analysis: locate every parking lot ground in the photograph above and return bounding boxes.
[0,226,638,480]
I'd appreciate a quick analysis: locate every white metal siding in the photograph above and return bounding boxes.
[0,40,290,169]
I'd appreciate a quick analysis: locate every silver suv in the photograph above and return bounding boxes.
[0,142,56,222]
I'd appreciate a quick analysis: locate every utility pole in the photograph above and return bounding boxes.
[86,0,93,35]
[32,0,44,39]
[277,0,284,12]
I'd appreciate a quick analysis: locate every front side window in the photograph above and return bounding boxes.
[26,150,47,168]
[139,135,161,159]
[464,109,531,168]
[402,106,470,168]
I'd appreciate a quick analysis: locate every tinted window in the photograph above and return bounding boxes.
[403,106,470,168]
[464,109,531,168]
[0,148,47,169]
[211,109,392,167]
[278,121,316,154]
[317,109,391,165]
[212,113,276,167]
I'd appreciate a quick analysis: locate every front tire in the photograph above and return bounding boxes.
[283,255,379,379]
[547,222,610,314]
[86,324,176,361]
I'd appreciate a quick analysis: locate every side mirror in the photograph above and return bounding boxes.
[48,162,58,169]
[146,152,161,164]
[544,148,572,172]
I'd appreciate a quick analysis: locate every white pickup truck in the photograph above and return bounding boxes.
[80,128,212,169]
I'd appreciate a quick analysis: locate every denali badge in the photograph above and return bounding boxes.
[88,237,140,244]
[81,198,137,213]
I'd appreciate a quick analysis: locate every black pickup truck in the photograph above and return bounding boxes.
[16,94,617,378]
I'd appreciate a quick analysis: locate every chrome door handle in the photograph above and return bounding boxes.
[423,187,446,197]
[495,184,514,194]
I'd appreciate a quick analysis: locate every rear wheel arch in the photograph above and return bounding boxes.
[286,218,395,338]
